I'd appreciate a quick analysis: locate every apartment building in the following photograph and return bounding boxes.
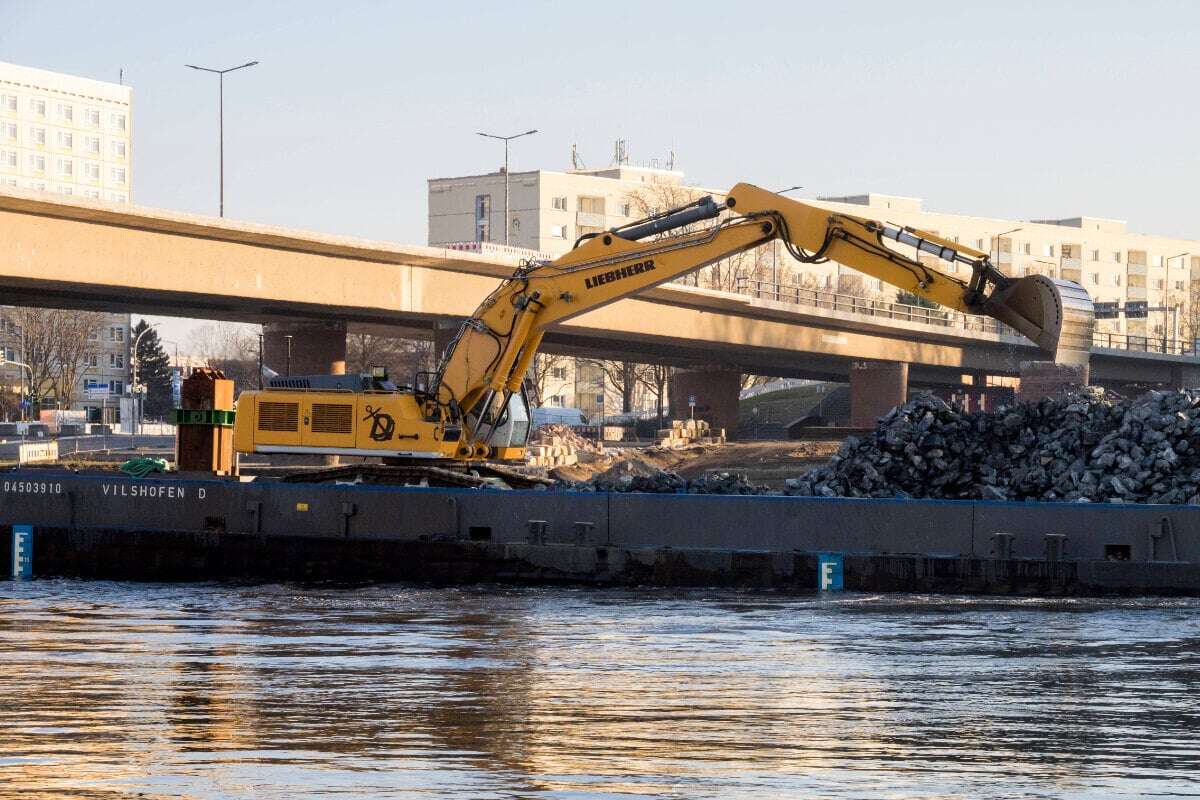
[815,193,1200,342]
[0,61,133,420]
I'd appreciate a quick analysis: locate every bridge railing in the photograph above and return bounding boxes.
[733,278,1010,335]
[732,277,1200,358]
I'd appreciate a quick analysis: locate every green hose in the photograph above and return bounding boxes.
[120,457,169,478]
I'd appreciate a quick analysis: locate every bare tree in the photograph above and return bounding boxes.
[347,333,434,381]
[7,307,105,408]
[52,310,107,409]
[624,181,777,294]
[596,359,647,413]
[526,351,570,406]
[189,323,262,393]
[637,363,673,425]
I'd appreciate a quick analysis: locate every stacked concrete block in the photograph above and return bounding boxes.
[656,419,726,449]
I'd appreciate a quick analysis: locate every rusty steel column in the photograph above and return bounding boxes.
[849,361,909,428]
[669,367,741,441]
[263,320,346,377]
[1016,361,1089,402]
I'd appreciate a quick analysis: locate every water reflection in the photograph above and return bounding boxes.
[0,584,1196,798]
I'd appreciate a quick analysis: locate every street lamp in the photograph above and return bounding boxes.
[992,227,1023,265]
[130,323,160,436]
[476,129,538,245]
[185,60,259,217]
[2,357,33,422]
[1165,251,1189,351]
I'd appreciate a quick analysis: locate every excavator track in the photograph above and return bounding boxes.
[280,462,556,489]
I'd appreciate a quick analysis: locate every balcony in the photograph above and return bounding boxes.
[576,211,606,229]
[1125,285,1148,301]
[1127,262,1147,277]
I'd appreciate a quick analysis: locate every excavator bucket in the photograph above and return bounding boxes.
[982,276,1095,365]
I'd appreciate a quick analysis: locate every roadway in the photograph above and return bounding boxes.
[0,187,1197,388]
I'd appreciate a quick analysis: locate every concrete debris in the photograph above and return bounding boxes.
[569,457,764,495]
[526,423,603,468]
[655,418,727,449]
[784,389,1200,504]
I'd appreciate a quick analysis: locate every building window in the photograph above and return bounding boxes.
[56,131,73,149]
[56,186,73,196]
[1152,254,1164,267]
[109,192,127,203]
[28,126,45,146]
[110,140,126,158]
[0,149,15,169]
[1090,249,1100,261]
[1,177,15,188]
[55,102,73,122]
[83,162,100,181]
[109,326,124,342]
[84,353,98,368]
[83,188,101,199]
[1089,272,1100,284]
[1020,242,1031,255]
[1114,274,1122,287]
[0,94,16,112]
[111,380,124,395]
[551,196,567,210]
[108,353,124,369]
[579,196,605,214]
[56,158,73,177]
[550,224,567,239]
[84,108,101,126]
[551,366,567,380]
[0,121,15,140]
[83,135,100,154]
[28,98,45,116]
[1176,280,1186,291]
[110,112,126,131]
[1113,251,1122,263]
[28,180,46,191]
[110,166,126,184]
[87,329,99,341]
[1042,244,1054,257]
[27,154,45,172]
[549,394,566,406]
[1154,278,1165,289]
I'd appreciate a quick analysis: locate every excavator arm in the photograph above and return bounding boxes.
[433,182,1095,458]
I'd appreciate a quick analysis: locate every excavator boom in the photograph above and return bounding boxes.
[234,182,1095,464]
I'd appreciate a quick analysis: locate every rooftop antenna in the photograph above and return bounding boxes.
[612,138,628,166]
[667,147,675,171]
[119,68,124,85]
[571,143,585,170]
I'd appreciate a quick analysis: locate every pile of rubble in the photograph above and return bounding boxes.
[525,423,604,468]
[784,389,1200,504]
[655,419,726,449]
[572,458,763,495]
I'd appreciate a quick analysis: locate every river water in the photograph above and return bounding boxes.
[0,582,1197,799]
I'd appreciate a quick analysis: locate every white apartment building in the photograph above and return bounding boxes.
[432,164,1200,352]
[0,62,133,421]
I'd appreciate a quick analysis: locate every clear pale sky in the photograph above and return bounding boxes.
[4,1,1199,347]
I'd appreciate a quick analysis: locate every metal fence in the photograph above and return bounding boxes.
[733,277,1200,358]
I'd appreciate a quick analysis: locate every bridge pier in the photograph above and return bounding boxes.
[849,361,908,427]
[670,367,741,441]
[263,320,347,377]
[1016,361,1089,402]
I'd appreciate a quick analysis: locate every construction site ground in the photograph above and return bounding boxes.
[551,439,840,489]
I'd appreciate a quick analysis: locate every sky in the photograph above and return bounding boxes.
[4,0,1200,348]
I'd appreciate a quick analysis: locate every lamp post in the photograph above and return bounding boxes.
[130,323,159,438]
[476,129,537,245]
[185,60,259,217]
[992,227,1023,265]
[1165,251,1189,352]
[3,357,33,423]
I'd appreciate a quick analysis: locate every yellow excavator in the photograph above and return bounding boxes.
[233,182,1095,466]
